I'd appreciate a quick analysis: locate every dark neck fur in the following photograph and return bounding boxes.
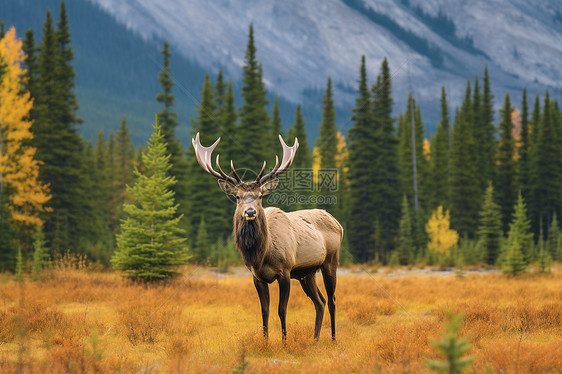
[233,210,269,268]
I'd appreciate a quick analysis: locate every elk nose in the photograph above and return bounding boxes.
[244,208,257,220]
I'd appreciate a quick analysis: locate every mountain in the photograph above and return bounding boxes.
[89,0,562,131]
[2,0,561,142]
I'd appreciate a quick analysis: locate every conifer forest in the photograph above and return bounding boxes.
[0,2,561,373]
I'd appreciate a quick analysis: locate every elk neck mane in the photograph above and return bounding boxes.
[233,210,269,268]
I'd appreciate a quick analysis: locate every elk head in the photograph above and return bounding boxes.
[191,133,299,221]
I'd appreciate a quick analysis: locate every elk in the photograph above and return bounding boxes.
[192,133,343,341]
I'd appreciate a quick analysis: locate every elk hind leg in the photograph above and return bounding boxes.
[321,262,337,341]
[299,273,326,341]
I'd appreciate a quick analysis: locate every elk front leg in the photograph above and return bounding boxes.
[253,276,270,338]
[278,272,291,342]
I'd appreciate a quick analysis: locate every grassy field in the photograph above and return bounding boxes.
[0,261,560,373]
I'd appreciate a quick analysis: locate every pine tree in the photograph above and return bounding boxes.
[56,0,81,126]
[193,217,210,264]
[187,73,231,247]
[477,184,502,265]
[347,56,375,262]
[529,91,562,235]
[450,81,481,237]
[91,130,113,254]
[429,87,451,210]
[110,117,135,234]
[112,123,189,281]
[425,312,475,374]
[216,80,238,170]
[398,94,428,212]
[495,93,517,232]
[478,66,496,186]
[548,212,561,261]
[530,95,541,149]
[22,29,37,101]
[287,105,313,210]
[317,78,338,170]
[371,58,401,261]
[536,224,551,273]
[288,105,312,170]
[396,196,414,264]
[271,96,284,152]
[237,24,270,169]
[31,227,49,277]
[155,41,190,232]
[316,78,339,212]
[519,89,531,202]
[33,8,86,252]
[503,193,533,267]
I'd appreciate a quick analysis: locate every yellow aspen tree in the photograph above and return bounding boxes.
[0,26,50,231]
[426,206,459,254]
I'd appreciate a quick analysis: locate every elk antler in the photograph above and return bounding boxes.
[192,133,241,185]
[256,135,299,185]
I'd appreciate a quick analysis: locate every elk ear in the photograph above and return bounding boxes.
[260,178,279,196]
[218,180,238,196]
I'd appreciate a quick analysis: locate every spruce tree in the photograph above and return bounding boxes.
[425,312,475,374]
[216,79,237,170]
[112,123,189,281]
[316,78,339,212]
[288,105,312,170]
[187,73,230,247]
[529,92,562,235]
[519,89,531,202]
[530,95,541,148]
[155,41,190,232]
[449,81,481,237]
[429,87,451,210]
[495,93,517,232]
[477,184,502,265]
[398,94,428,212]
[347,56,375,262]
[287,105,313,210]
[33,7,86,252]
[55,0,81,126]
[31,228,49,277]
[110,117,135,234]
[548,213,561,261]
[396,196,414,265]
[237,24,270,169]
[371,58,401,261]
[317,78,338,170]
[22,29,37,101]
[504,193,533,267]
[478,66,496,185]
[193,217,210,264]
[271,96,284,151]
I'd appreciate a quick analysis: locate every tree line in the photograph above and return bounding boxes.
[1,2,561,278]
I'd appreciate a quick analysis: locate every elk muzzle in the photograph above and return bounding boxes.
[244,208,257,220]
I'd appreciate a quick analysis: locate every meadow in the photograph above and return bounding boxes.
[0,259,560,373]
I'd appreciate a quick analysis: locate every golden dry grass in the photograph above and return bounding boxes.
[0,265,561,373]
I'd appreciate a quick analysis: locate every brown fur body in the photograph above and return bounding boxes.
[234,207,342,283]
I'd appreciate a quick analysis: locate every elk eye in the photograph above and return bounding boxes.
[235,196,240,200]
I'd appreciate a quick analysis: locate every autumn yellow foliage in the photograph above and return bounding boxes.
[0,265,560,373]
[0,26,50,229]
[426,206,459,254]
